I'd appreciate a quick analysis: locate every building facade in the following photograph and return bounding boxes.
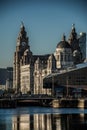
[13,23,85,94]
[68,24,82,64]
[20,64,34,94]
[34,54,56,95]
[79,32,86,61]
[13,23,33,93]
[0,67,13,90]
[54,34,73,69]
[43,61,87,98]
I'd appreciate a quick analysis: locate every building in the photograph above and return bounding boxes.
[79,32,86,61]
[0,67,13,90]
[13,23,54,94]
[13,23,86,95]
[13,23,33,93]
[34,54,56,95]
[43,61,87,97]
[68,24,82,64]
[20,64,33,94]
[54,34,73,69]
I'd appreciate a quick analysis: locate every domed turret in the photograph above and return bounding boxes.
[54,34,73,69]
[57,34,71,49]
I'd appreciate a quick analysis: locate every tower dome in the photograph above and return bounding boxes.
[57,34,71,49]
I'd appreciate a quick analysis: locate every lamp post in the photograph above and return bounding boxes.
[66,76,69,98]
[52,75,54,97]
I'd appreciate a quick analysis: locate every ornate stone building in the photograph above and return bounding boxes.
[13,23,33,93]
[13,23,84,94]
[54,34,73,69]
[34,54,56,94]
[68,24,82,64]
[13,23,55,94]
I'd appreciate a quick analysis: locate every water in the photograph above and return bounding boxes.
[0,107,87,130]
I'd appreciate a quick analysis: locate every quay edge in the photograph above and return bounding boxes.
[52,98,87,108]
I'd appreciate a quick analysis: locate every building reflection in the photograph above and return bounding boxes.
[12,114,61,130]
[12,113,87,130]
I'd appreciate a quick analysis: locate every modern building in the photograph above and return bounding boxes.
[0,67,13,90]
[13,23,86,95]
[43,61,87,97]
[79,32,86,61]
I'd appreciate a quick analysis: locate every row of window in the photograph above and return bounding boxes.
[56,54,72,61]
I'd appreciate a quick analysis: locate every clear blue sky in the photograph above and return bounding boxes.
[0,0,87,68]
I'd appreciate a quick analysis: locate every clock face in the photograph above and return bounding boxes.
[22,42,26,46]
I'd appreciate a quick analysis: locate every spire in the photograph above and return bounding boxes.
[17,22,29,47]
[72,23,76,33]
[21,21,24,27]
[62,33,66,41]
[18,22,26,39]
[69,24,77,41]
[72,23,75,29]
[20,21,25,31]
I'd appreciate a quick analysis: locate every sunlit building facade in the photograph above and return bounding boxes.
[13,23,86,94]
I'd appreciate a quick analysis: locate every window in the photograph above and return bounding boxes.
[57,55,59,61]
[61,54,63,61]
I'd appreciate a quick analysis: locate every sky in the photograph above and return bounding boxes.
[0,0,87,68]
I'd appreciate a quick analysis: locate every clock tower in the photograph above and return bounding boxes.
[13,23,32,92]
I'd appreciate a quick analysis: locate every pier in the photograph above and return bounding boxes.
[0,96,87,108]
[0,99,16,108]
[52,98,87,108]
[0,96,53,108]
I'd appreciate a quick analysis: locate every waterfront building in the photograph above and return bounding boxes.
[54,34,73,69]
[20,64,33,94]
[13,23,33,93]
[43,61,87,97]
[13,23,86,95]
[34,54,56,95]
[68,24,82,64]
[79,32,86,61]
[13,23,55,94]
[0,67,13,90]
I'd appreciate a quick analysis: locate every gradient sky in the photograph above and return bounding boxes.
[0,0,87,68]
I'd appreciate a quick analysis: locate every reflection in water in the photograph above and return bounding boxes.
[12,114,53,130]
[0,108,87,130]
[12,114,87,130]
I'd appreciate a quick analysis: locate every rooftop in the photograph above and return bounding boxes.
[45,61,87,79]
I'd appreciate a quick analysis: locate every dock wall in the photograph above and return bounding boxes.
[52,99,87,108]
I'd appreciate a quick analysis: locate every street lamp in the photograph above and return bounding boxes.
[66,76,69,98]
[52,75,54,97]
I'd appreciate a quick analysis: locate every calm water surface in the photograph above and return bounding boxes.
[0,107,87,130]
